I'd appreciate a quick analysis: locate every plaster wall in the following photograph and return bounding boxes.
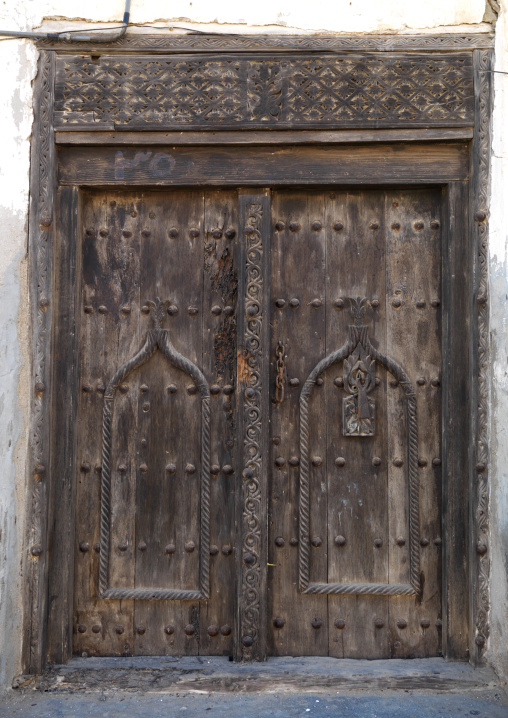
[0,0,506,691]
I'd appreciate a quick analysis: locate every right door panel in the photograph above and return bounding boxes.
[268,188,443,658]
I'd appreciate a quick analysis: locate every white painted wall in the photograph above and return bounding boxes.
[0,0,506,691]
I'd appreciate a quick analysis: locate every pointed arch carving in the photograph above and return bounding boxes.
[98,299,211,601]
[299,298,420,597]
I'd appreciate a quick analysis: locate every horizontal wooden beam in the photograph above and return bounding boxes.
[58,142,469,186]
[55,128,474,146]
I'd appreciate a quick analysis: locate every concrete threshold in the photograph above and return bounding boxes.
[34,656,500,695]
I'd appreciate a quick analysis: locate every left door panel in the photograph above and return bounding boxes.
[73,189,238,657]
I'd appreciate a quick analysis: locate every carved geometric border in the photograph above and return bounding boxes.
[299,325,420,598]
[38,32,494,53]
[99,327,210,601]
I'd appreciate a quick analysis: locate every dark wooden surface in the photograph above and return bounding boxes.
[72,190,238,657]
[57,143,469,186]
[267,189,443,658]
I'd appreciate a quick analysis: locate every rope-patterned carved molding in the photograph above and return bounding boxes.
[299,297,420,597]
[39,32,494,53]
[53,53,474,129]
[99,298,211,601]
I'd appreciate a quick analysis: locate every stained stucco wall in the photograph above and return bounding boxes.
[0,0,506,691]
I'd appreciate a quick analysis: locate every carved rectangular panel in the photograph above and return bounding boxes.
[54,53,474,129]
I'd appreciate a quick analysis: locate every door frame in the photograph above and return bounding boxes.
[25,34,493,672]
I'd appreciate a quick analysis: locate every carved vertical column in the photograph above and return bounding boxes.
[235,190,270,660]
[27,50,56,673]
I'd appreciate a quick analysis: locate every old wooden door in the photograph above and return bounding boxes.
[73,186,442,659]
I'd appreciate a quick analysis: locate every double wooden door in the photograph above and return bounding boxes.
[73,186,443,659]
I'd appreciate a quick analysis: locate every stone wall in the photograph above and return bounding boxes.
[0,0,505,690]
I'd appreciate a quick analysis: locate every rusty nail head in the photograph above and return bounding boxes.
[432,458,442,467]
[35,381,46,393]
[333,221,344,232]
[245,387,255,399]
[221,625,232,636]
[371,298,380,308]
[95,465,102,474]
[82,384,92,393]
[275,457,285,468]
[185,540,195,552]
[137,626,146,635]
[334,377,344,388]
[312,221,322,231]
[334,535,346,546]
[391,222,401,231]
[375,619,384,628]
[431,378,440,388]
[420,619,430,628]
[312,618,323,629]
[374,538,383,547]
[396,536,406,546]
[188,306,199,316]
[189,228,200,238]
[210,545,219,555]
[246,305,258,316]
[207,625,219,636]
[273,617,285,628]
[184,625,195,636]
[165,544,176,554]
[115,625,124,635]
[275,537,285,547]
[288,377,300,388]
[93,542,100,553]
[212,229,222,239]
[476,462,486,472]
[275,298,286,308]
[335,457,346,467]
[420,537,430,547]
[222,544,232,556]
[211,305,222,315]
[139,463,148,473]
[164,625,175,635]
[475,211,487,223]
[311,298,322,308]
[289,222,300,232]
[289,297,300,308]
[35,464,46,476]
[210,384,221,395]
[166,463,176,475]
[224,306,234,316]
[312,456,322,467]
[393,458,403,467]
[289,537,298,546]
[275,221,285,231]
[222,465,234,475]
[140,384,149,393]
[434,537,442,546]
[392,299,401,308]
[77,624,87,634]
[225,228,236,239]
[92,625,101,633]
[185,463,196,474]
[118,464,127,473]
[417,377,426,386]
[118,541,128,551]
[272,436,281,445]
[476,635,486,647]
[119,384,128,394]
[167,384,177,394]
[243,467,254,479]
[167,304,178,315]
[187,385,197,395]
[397,619,407,629]
[138,541,147,552]
[316,377,324,386]
[335,619,346,629]
[416,300,426,308]
[210,464,220,476]
[477,542,488,555]
[79,542,90,552]
[414,221,424,230]
[98,305,107,314]
[223,384,234,395]
[289,457,300,467]
[168,227,179,238]
[243,552,255,565]
[370,222,379,230]
[418,458,428,467]
[84,305,94,314]
[372,457,381,467]
[431,299,441,308]
[430,220,440,229]
[242,635,253,646]
[311,536,322,548]
[334,298,345,309]
[141,305,150,314]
